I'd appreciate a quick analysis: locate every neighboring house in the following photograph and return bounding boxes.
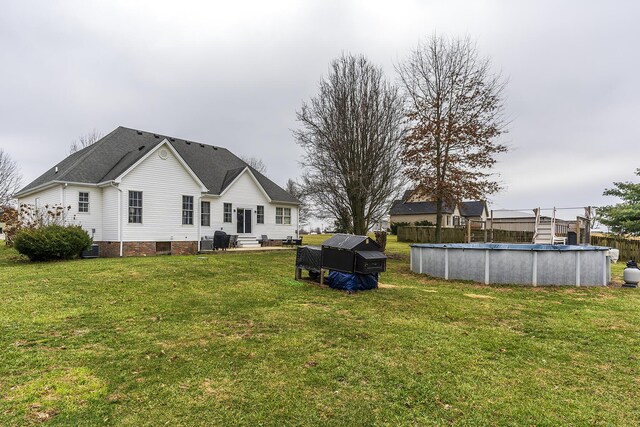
[15,126,300,256]
[389,189,487,229]
[0,211,4,241]
[458,200,489,228]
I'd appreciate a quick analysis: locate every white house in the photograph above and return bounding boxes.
[15,127,300,256]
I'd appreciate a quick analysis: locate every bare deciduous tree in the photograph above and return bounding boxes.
[240,155,268,175]
[69,129,103,154]
[295,54,406,235]
[397,35,508,242]
[285,178,310,227]
[0,149,22,206]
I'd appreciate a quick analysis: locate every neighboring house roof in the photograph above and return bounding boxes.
[459,200,487,218]
[16,126,299,204]
[389,200,456,215]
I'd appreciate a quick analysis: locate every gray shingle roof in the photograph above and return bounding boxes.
[459,201,487,217]
[389,200,456,215]
[17,126,299,204]
[390,198,486,217]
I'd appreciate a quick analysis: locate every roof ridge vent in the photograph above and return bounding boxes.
[185,141,191,145]
[136,130,143,135]
[199,144,205,148]
[169,137,175,142]
[212,146,218,150]
[138,145,145,151]
[153,134,159,139]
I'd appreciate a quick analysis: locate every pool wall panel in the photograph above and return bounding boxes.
[410,244,611,286]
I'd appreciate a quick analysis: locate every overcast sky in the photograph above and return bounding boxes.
[1,0,638,221]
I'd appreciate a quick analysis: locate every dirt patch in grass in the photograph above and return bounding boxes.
[377,283,397,288]
[464,293,496,300]
[26,406,57,423]
[4,367,106,422]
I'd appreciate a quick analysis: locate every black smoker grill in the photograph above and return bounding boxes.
[295,245,322,280]
[321,234,386,275]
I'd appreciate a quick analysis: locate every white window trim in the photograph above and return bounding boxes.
[182,195,194,226]
[128,190,143,224]
[78,191,90,214]
[276,207,292,226]
[201,201,211,227]
[223,202,233,223]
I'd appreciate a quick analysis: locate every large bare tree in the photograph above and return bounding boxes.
[0,149,22,206]
[397,35,508,242]
[285,178,310,228]
[295,54,406,235]
[239,155,268,175]
[69,129,103,155]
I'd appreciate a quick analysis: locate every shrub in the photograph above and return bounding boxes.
[390,222,410,235]
[414,220,434,227]
[13,225,92,261]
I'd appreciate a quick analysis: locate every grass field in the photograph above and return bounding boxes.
[1,236,639,426]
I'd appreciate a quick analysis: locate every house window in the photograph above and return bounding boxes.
[257,205,264,224]
[446,216,450,226]
[182,196,194,225]
[128,191,143,223]
[276,207,291,225]
[201,201,210,226]
[78,192,89,213]
[223,203,232,223]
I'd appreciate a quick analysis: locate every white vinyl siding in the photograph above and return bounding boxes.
[119,145,202,242]
[102,186,119,241]
[19,184,104,241]
[198,171,297,239]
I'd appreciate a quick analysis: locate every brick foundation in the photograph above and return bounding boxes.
[95,241,198,257]
[171,241,198,255]
[97,241,121,258]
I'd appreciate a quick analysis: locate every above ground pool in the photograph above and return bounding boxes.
[410,243,611,286]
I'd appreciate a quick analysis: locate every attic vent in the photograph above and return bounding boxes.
[169,137,175,142]
[199,144,205,148]
[185,141,191,145]
[212,146,218,150]
[138,145,145,151]
[136,130,143,135]
[158,149,169,160]
[153,134,159,139]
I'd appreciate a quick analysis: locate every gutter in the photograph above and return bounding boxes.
[16,180,113,199]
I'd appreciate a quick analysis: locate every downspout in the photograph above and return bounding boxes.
[197,194,202,252]
[62,183,67,225]
[296,205,299,238]
[110,182,123,257]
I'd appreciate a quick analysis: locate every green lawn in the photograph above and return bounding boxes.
[0,236,639,426]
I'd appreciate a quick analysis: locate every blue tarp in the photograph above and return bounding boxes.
[327,271,378,292]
